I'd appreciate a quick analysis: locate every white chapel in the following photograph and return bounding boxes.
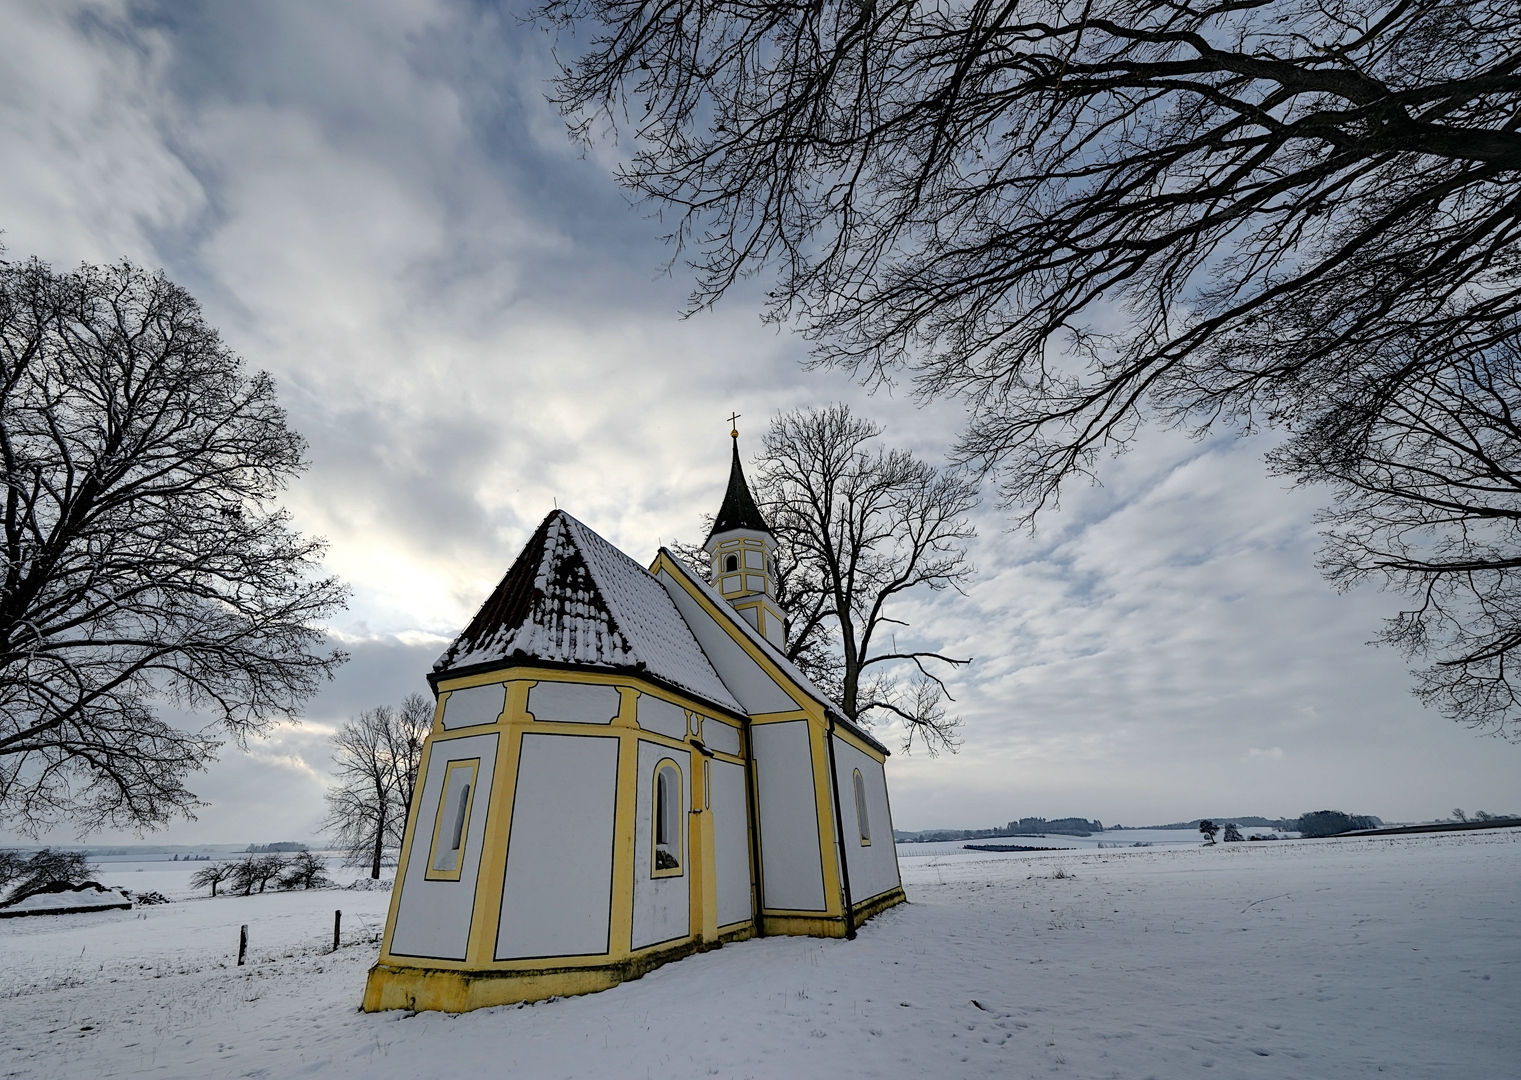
[364,435,905,1013]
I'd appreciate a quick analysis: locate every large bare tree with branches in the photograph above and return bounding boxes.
[541,0,1521,736]
[323,694,431,878]
[0,255,348,834]
[761,406,978,753]
[678,406,976,752]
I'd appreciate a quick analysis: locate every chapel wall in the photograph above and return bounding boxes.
[828,733,903,904]
[378,669,753,987]
[751,719,829,912]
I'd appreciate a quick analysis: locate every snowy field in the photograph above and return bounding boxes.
[1,829,1516,1079]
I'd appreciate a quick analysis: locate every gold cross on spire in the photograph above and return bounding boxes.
[727,412,741,438]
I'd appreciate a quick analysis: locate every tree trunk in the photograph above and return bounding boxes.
[371,809,385,879]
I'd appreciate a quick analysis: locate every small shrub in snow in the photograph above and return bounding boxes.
[1223,824,1244,842]
[131,890,171,905]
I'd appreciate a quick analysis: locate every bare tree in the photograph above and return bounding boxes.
[1273,329,1521,736]
[760,405,977,753]
[387,693,431,835]
[231,853,286,896]
[541,0,1521,735]
[0,847,96,901]
[0,255,348,834]
[669,518,845,699]
[674,409,975,750]
[279,849,331,890]
[188,861,235,897]
[323,696,430,879]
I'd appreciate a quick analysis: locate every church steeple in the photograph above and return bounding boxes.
[704,422,785,648]
[706,437,772,542]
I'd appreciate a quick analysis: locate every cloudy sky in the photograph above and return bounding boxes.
[1,0,1514,846]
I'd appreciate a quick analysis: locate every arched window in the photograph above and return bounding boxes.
[652,759,683,876]
[852,769,871,845]
[724,554,738,573]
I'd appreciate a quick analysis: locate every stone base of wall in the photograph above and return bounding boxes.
[363,922,755,1013]
[760,886,907,938]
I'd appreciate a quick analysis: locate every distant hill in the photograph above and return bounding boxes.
[1006,816,1104,836]
[1116,817,1306,831]
[892,813,1399,841]
[895,827,1016,843]
[895,817,1105,842]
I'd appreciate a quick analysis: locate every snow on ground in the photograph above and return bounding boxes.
[1,830,1516,1079]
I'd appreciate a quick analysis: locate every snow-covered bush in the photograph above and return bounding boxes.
[0,849,97,902]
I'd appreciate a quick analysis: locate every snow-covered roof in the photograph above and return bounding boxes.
[435,511,744,716]
[657,549,890,756]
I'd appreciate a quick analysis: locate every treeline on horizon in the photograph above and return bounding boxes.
[893,813,1372,842]
[895,817,1107,842]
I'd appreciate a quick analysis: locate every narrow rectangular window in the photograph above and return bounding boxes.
[655,769,670,845]
[426,758,480,880]
[853,769,871,846]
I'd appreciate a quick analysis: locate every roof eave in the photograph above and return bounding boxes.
[428,654,750,726]
[654,548,892,757]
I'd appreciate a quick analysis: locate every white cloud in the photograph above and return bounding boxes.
[0,1,1514,846]
[0,1,202,263]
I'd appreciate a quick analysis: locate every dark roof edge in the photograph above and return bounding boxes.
[825,707,891,758]
[427,654,749,725]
